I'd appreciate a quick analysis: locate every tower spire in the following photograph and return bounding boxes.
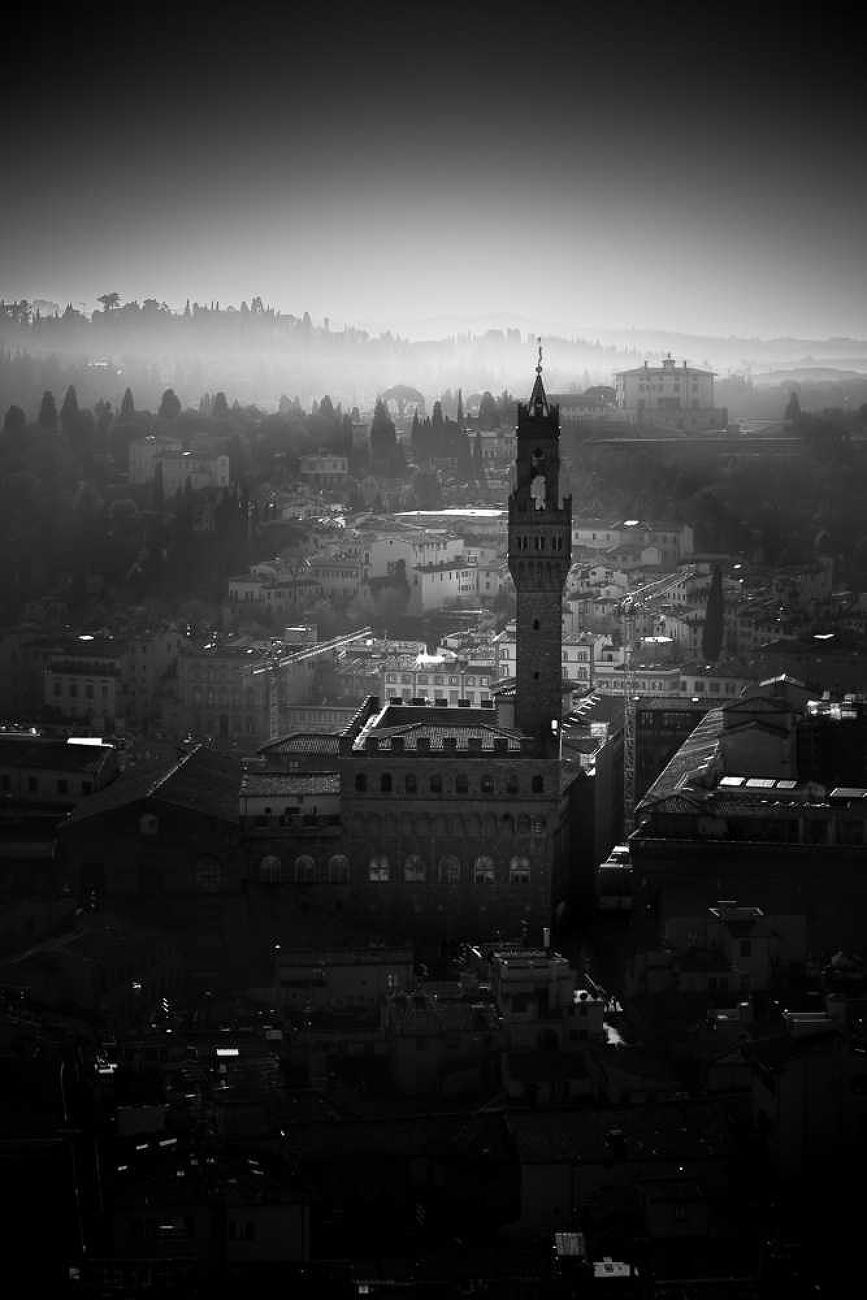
[528,337,548,416]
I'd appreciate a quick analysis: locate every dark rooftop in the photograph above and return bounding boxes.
[64,745,241,825]
[0,734,115,773]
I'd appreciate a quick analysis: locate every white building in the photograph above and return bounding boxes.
[365,528,464,580]
[299,453,348,488]
[160,450,230,496]
[410,559,478,612]
[381,654,497,706]
[614,356,724,431]
[129,435,182,484]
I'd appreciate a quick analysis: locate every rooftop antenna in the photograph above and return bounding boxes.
[537,337,543,376]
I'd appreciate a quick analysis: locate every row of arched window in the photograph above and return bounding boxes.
[257,853,534,886]
[347,810,547,838]
[354,771,546,796]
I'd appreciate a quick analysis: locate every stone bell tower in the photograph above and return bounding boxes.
[507,347,572,751]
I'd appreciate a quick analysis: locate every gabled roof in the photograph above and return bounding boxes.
[64,745,241,825]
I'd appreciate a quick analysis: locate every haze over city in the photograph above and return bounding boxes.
[4,0,866,341]
[7,4,867,1295]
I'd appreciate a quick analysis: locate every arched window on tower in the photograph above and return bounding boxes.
[509,856,531,885]
[404,855,425,883]
[258,854,283,884]
[439,855,461,885]
[473,855,495,884]
[369,855,390,882]
[294,854,316,883]
[328,854,350,884]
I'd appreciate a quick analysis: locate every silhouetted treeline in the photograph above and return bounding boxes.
[0,296,650,406]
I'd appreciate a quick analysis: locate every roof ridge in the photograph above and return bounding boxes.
[147,744,198,798]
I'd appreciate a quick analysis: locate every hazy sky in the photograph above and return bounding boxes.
[4,0,866,339]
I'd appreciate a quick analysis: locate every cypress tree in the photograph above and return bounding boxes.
[3,405,26,433]
[60,384,80,436]
[38,390,57,430]
[784,391,801,423]
[159,388,181,420]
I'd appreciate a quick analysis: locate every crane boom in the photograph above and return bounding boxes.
[620,566,697,835]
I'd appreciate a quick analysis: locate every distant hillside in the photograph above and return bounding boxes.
[752,367,867,386]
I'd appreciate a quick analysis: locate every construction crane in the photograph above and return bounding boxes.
[251,626,374,740]
[620,566,698,836]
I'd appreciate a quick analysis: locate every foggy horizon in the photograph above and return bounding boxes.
[4,0,867,344]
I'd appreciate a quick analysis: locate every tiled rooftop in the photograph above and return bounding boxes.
[257,733,341,756]
[240,772,340,797]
